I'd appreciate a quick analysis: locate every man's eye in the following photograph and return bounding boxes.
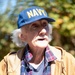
[42,23,47,27]
[31,24,40,29]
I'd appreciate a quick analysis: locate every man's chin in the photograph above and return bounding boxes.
[36,42,48,48]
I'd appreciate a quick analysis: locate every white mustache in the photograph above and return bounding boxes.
[35,34,52,42]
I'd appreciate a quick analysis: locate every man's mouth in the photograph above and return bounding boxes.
[38,38,46,41]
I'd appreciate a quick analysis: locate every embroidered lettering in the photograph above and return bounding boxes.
[41,10,46,16]
[36,9,42,15]
[27,9,47,18]
[27,10,33,18]
[33,9,39,16]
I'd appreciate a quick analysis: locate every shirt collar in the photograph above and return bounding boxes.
[45,46,57,62]
[24,45,56,62]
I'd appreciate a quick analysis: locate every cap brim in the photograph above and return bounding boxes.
[27,17,55,24]
[41,17,55,22]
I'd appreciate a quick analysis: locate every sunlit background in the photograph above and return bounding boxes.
[0,0,75,60]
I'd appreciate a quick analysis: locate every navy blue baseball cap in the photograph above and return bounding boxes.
[17,6,55,28]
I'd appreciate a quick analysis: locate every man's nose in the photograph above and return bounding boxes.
[39,28,47,35]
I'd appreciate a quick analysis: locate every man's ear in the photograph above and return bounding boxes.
[18,33,26,42]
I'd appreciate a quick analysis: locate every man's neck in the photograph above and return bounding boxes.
[28,45,46,64]
[29,49,45,64]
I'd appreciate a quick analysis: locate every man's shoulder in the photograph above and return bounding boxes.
[3,49,24,62]
[9,51,17,55]
[3,51,18,62]
[54,46,75,58]
[48,45,75,61]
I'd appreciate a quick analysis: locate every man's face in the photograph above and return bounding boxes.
[21,20,50,49]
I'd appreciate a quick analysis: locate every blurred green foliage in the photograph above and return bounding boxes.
[0,0,75,60]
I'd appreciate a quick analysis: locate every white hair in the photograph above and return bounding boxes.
[11,24,53,47]
[48,24,53,42]
[11,29,27,47]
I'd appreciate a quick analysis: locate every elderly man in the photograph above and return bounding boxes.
[0,6,75,75]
